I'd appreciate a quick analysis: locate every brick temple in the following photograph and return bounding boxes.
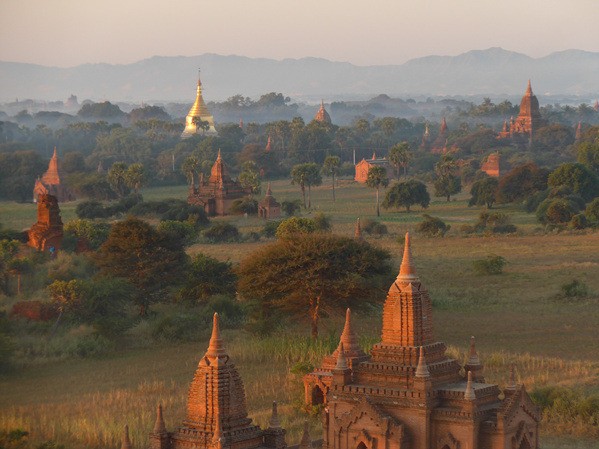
[144,313,286,449]
[314,101,332,124]
[498,81,545,142]
[187,150,250,216]
[304,233,540,449]
[354,153,391,184]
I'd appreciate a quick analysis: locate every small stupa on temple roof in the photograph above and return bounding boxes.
[147,313,286,449]
[33,147,75,202]
[181,70,218,138]
[313,100,332,124]
[304,232,541,449]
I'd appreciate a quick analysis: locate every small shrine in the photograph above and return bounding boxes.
[354,152,391,184]
[481,153,501,178]
[258,183,281,219]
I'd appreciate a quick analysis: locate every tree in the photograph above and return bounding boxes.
[275,217,317,239]
[366,166,389,217]
[469,177,499,208]
[7,257,31,295]
[383,180,430,212]
[0,239,20,295]
[322,156,340,202]
[433,155,461,202]
[177,253,236,304]
[238,161,261,198]
[107,162,130,197]
[125,163,145,194]
[388,142,412,178]
[192,117,210,134]
[548,163,599,202]
[497,163,548,203]
[577,141,599,175]
[181,155,201,187]
[94,217,188,315]
[291,163,322,208]
[237,233,392,339]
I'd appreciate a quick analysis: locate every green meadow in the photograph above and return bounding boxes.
[1,179,598,449]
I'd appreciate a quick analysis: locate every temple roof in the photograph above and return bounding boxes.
[314,100,332,124]
[209,150,232,185]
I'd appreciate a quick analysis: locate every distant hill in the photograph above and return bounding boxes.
[1,48,598,103]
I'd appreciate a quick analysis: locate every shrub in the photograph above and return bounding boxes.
[559,280,589,299]
[75,200,108,219]
[536,198,578,225]
[281,199,301,216]
[261,220,283,238]
[585,198,599,224]
[569,214,587,230]
[275,217,316,239]
[531,386,599,427]
[230,198,258,215]
[362,219,388,236]
[157,220,197,246]
[472,255,506,275]
[106,193,143,215]
[313,212,332,232]
[202,223,240,243]
[415,214,451,237]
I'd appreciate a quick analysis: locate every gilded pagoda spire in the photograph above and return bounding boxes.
[182,70,217,138]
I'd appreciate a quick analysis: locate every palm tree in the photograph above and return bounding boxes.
[366,166,389,217]
[322,156,341,202]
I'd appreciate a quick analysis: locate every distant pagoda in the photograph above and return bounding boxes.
[314,100,332,124]
[499,80,546,142]
[181,70,218,138]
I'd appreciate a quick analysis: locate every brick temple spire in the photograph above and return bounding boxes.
[464,371,476,400]
[415,346,430,378]
[153,404,166,434]
[465,336,484,381]
[381,232,434,347]
[121,424,132,449]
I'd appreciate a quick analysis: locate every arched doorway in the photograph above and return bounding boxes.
[357,442,368,449]
[311,385,324,405]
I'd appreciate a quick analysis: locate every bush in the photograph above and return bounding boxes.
[569,214,587,230]
[149,312,209,342]
[472,255,506,275]
[275,217,316,239]
[415,214,451,237]
[230,198,258,215]
[559,280,589,300]
[531,386,599,427]
[536,198,578,225]
[362,219,388,236]
[261,220,283,238]
[75,200,108,219]
[281,199,301,216]
[105,193,143,215]
[586,198,599,224]
[202,223,240,243]
[157,220,197,246]
[313,212,332,232]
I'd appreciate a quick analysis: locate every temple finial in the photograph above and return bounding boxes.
[526,79,532,95]
[335,342,348,370]
[216,149,222,161]
[121,424,132,449]
[415,346,430,378]
[464,371,476,400]
[52,147,57,158]
[153,403,166,434]
[354,218,363,240]
[509,363,516,388]
[468,336,480,365]
[269,401,281,428]
[206,313,227,359]
[299,421,312,449]
[397,232,418,281]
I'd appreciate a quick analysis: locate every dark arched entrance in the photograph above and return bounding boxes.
[311,385,324,405]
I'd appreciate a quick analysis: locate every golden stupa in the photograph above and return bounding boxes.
[181,70,217,138]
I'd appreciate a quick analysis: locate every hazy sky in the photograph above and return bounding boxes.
[1,0,597,67]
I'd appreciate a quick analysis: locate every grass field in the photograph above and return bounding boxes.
[1,179,598,448]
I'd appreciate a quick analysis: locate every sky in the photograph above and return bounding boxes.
[1,0,598,67]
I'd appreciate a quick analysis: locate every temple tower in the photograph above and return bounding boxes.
[182,70,218,138]
[510,80,545,139]
[258,183,281,219]
[149,313,286,449]
[431,118,448,153]
[27,194,64,252]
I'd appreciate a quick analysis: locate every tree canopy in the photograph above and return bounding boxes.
[237,233,392,338]
[383,179,430,212]
[469,177,499,208]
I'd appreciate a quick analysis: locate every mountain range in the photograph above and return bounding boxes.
[1,48,598,103]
